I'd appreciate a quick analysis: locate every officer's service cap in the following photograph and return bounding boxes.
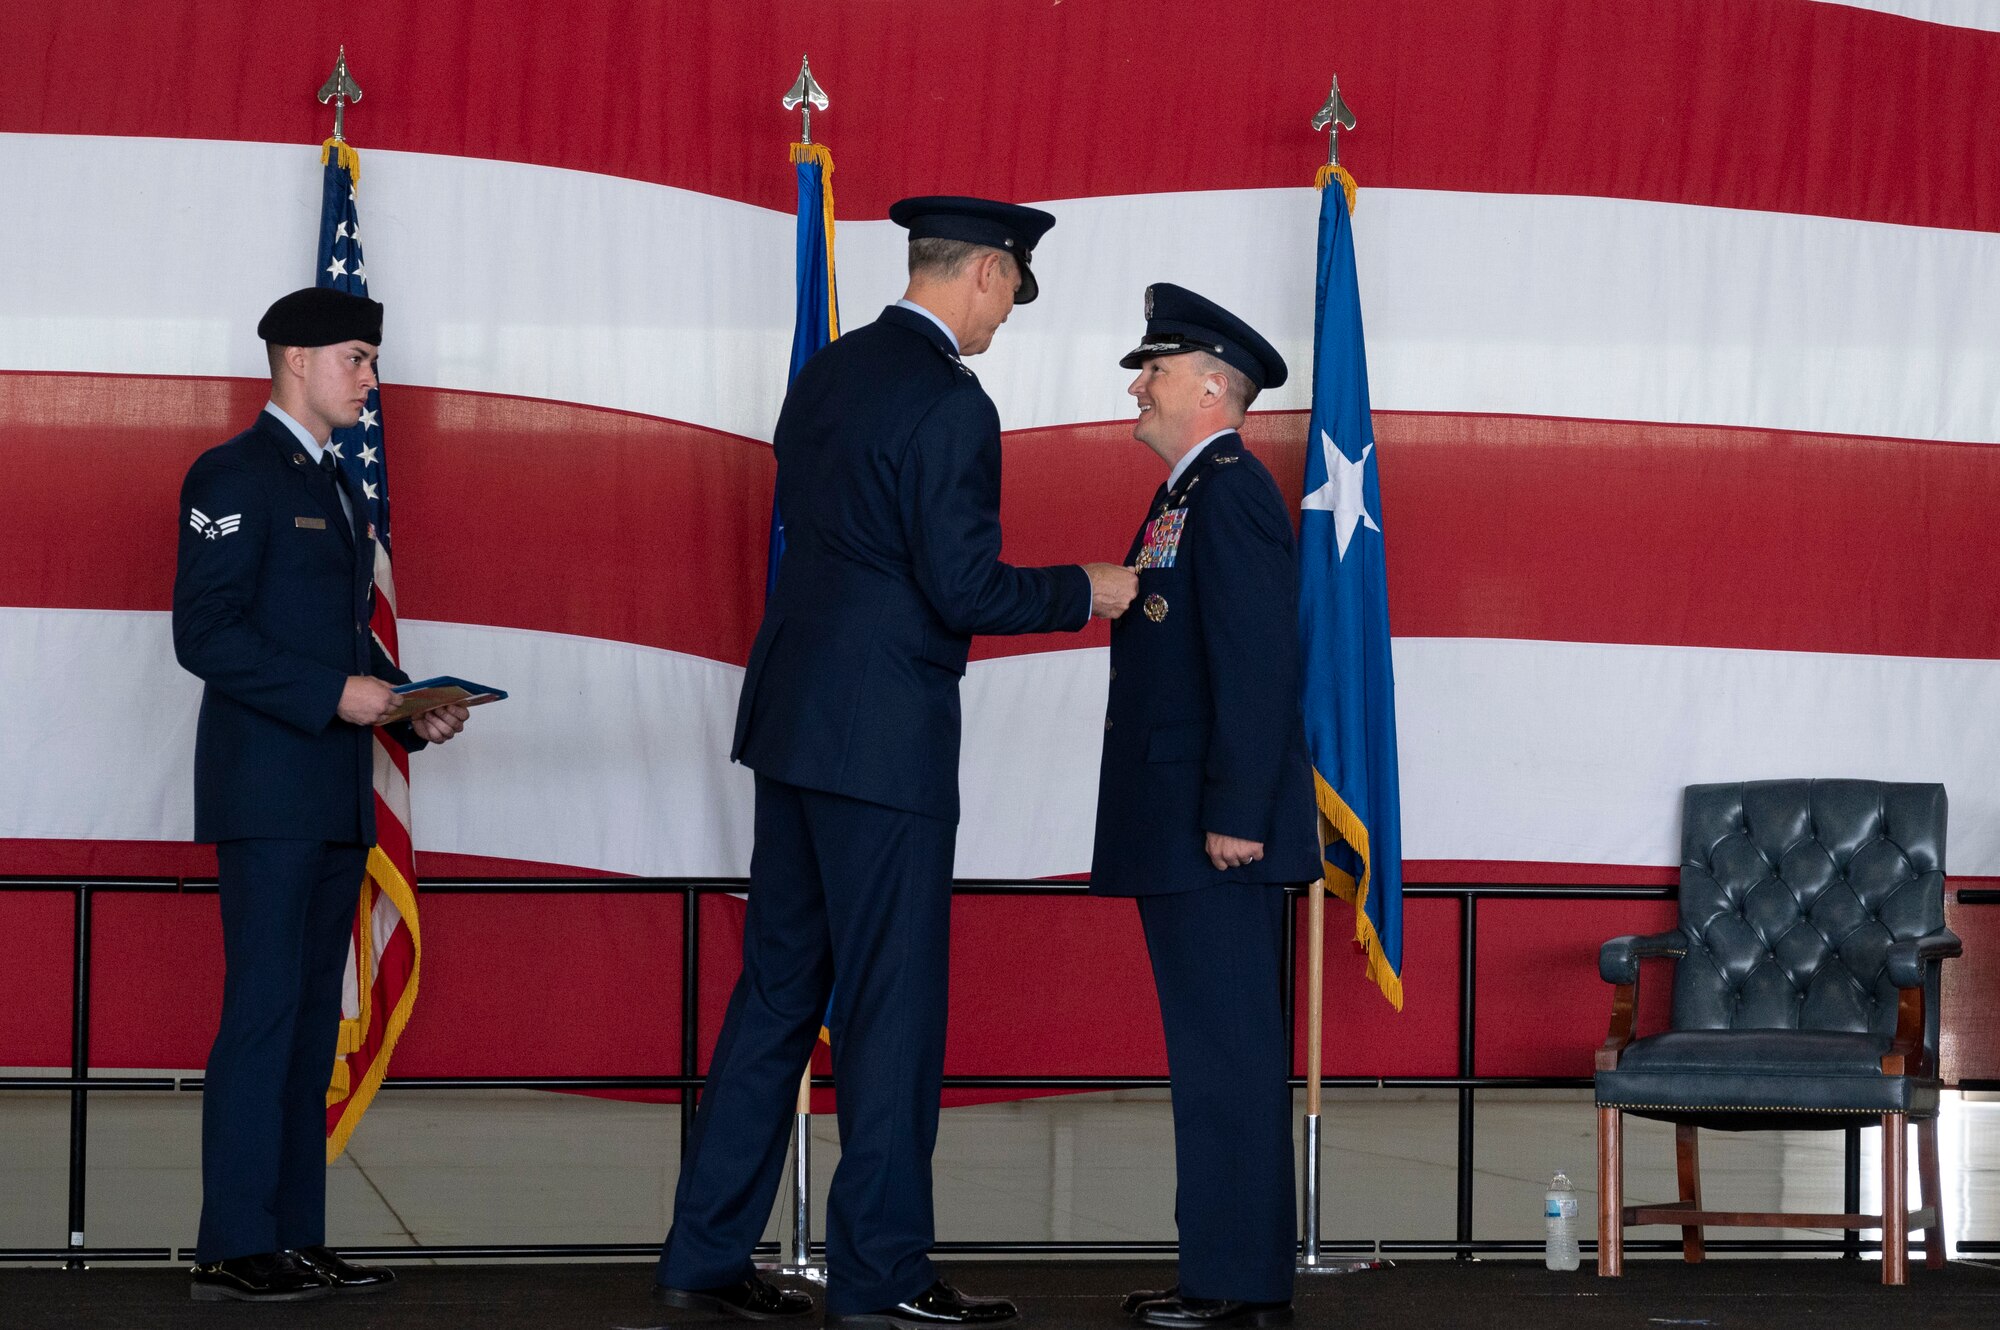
[888,195,1056,304]
[1119,282,1287,390]
[257,287,384,347]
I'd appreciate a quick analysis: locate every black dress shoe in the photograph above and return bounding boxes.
[653,1273,817,1320]
[188,1251,332,1302]
[294,1245,397,1293]
[828,1279,1019,1330]
[1123,1285,1178,1317]
[1134,1296,1293,1329]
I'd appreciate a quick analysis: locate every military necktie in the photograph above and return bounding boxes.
[319,450,355,533]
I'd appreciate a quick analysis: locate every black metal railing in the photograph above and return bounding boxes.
[1,875,1991,1266]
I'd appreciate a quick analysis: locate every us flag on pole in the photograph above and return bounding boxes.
[315,135,422,1159]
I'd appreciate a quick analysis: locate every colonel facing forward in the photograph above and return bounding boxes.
[1092,285,1319,1328]
[654,198,1137,1328]
[173,288,468,1302]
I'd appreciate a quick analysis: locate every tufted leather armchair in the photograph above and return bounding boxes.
[1594,780,1961,1284]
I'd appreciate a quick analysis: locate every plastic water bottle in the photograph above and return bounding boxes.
[1544,1171,1580,1271]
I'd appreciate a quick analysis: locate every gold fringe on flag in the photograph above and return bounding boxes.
[790,142,841,342]
[1313,770,1404,1011]
[321,138,362,183]
[325,843,423,1161]
[1315,162,1358,216]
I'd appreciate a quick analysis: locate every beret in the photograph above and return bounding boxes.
[257,286,383,347]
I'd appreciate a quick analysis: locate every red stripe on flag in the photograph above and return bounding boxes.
[0,372,772,664]
[372,794,415,869]
[8,372,1996,664]
[989,411,2000,662]
[370,588,401,663]
[0,839,216,878]
[378,733,412,786]
[4,1,1992,233]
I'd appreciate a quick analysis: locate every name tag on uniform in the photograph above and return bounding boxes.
[295,516,327,530]
[1133,507,1188,570]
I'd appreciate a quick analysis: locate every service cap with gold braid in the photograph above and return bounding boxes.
[888,195,1056,303]
[1119,282,1287,390]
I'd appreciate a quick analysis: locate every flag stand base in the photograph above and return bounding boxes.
[758,1106,828,1285]
[1297,1112,1381,1276]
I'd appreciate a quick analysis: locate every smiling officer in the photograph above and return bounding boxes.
[1092,284,1319,1329]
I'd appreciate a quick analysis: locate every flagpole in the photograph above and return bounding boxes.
[1301,876,1328,1269]
[765,52,831,1291]
[788,1066,816,1275]
[1299,73,1372,1277]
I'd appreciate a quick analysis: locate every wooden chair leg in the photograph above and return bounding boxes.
[1882,1112,1908,1285]
[1675,1122,1705,1263]
[1919,1115,1945,1270]
[1598,1105,1623,1277]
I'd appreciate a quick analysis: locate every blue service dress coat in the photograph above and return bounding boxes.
[663,305,1093,1314]
[1089,431,1318,895]
[733,304,1092,818]
[1085,430,1316,1304]
[173,410,418,844]
[172,410,422,1263]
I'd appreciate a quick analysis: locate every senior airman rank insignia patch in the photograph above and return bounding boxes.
[1133,508,1188,570]
[189,509,242,540]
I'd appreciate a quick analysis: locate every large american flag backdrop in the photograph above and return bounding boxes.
[3,0,1997,1095]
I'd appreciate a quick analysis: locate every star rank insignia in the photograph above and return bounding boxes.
[188,508,241,541]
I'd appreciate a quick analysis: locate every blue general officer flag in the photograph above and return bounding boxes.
[767,141,841,590]
[1298,169,1404,1010]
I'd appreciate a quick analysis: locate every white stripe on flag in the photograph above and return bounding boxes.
[5,133,1997,445]
[7,607,1999,876]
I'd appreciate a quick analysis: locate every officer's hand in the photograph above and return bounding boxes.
[1084,563,1139,619]
[412,703,470,745]
[1205,832,1265,872]
[338,675,402,727]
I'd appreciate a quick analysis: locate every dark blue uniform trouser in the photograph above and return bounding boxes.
[197,838,367,1263]
[1137,882,1296,1303]
[659,775,955,1316]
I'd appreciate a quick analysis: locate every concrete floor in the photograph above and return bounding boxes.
[3,1085,1996,1262]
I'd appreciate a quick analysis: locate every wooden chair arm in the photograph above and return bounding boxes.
[1597,981,1639,1072]
[1881,985,1929,1077]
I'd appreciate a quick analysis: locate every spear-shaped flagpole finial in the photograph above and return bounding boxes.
[782,55,830,146]
[1311,74,1356,168]
[318,46,364,143]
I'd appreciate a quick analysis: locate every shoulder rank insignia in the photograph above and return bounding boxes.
[1214,455,1239,465]
[189,508,241,540]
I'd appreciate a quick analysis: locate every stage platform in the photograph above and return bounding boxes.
[6,1258,2000,1330]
